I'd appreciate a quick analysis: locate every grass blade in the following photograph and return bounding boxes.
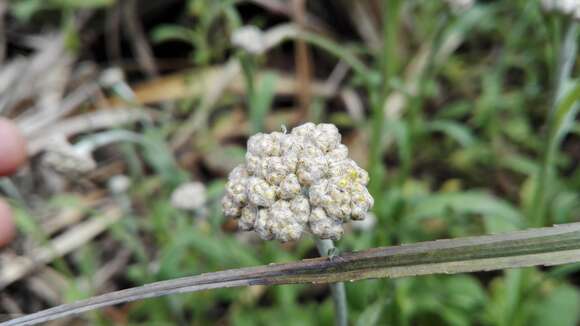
[531,83,580,226]
[6,222,580,326]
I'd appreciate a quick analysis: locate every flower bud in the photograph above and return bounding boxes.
[222,122,374,241]
[171,182,207,211]
[247,177,276,207]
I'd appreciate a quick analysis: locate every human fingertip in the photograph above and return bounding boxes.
[0,117,27,177]
[0,199,16,248]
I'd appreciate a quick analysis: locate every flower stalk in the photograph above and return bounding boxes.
[316,239,348,326]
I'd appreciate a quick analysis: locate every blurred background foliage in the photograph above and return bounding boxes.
[1,0,580,325]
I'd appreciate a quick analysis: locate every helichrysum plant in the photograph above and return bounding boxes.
[222,122,372,326]
[11,122,580,326]
[222,122,374,242]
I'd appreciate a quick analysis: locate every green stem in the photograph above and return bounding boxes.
[299,31,372,81]
[239,52,261,132]
[531,20,578,227]
[316,239,348,326]
[368,89,385,198]
[555,21,578,101]
[402,13,449,183]
[368,0,401,203]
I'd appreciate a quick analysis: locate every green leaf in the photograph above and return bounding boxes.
[51,0,114,8]
[531,285,580,326]
[531,81,580,226]
[151,25,195,44]
[356,299,385,326]
[9,0,45,21]
[437,6,494,63]
[548,82,580,152]
[387,120,412,177]
[498,153,539,176]
[142,129,187,185]
[206,180,227,201]
[551,191,580,224]
[204,144,246,173]
[11,0,114,21]
[408,191,524,232]
[405,276,485,325]
[185,229,260,268]
[440,307,471,326]
[427,120,476,147]
[249,72,277,133]
[442,276,487,311]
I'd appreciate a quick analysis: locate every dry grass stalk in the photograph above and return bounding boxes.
[0,206,121,290]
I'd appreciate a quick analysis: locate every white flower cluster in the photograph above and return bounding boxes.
[231,26,266,55]
[541,0,580,19]
[108,175,131,194]
[231,24,298,56]
[171,182,207,211]
[444,0,475,13]
[222,123,373,242]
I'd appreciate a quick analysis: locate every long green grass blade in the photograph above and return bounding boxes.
[7,222,580,326]
[531,83,580,226]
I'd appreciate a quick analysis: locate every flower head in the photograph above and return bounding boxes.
[222,123,373,242]
[541,0,580,19]
[171,182,207,211]
[108,175,131,194]
[231,26,267,55]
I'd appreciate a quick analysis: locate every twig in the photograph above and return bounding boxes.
[41,194,102,236]
[111,68,339,107]
[170,60,241,150]
[123,0,158,78]
[6,222,580,326]
[292,0,311,118]
[0,206,121,290]
[325,61,349,94]
[348,1,381,50]
[0,294,22,316]
[18,83,101,138]
[246,0,328,32]
[27,108,153,155]
[340,89,365,123]
[25,270,66,306]
[105,3,122,64]
[0,35,68,116]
